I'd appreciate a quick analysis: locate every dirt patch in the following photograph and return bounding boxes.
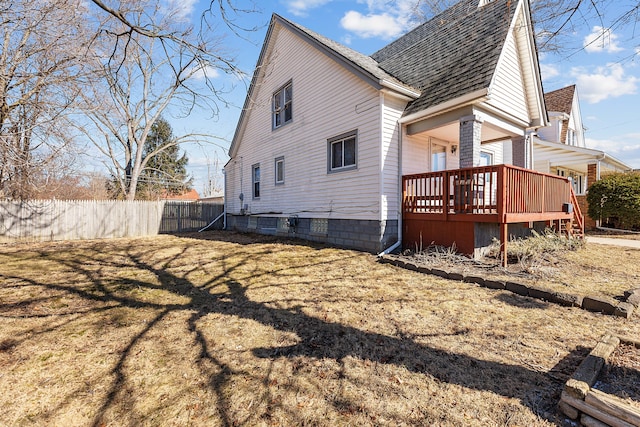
[1,231,639,426]
[393,235,640,300]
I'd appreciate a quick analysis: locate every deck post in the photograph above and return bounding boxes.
[500,222,508,268]
[443,171,449,221]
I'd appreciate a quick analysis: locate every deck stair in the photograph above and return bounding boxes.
[567,187,585,239]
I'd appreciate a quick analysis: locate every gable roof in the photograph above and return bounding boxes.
[372,0,519,117]
[230,0,543,157]
[544,85,576,114]
[276,15,419,97]
[228,13,420,157]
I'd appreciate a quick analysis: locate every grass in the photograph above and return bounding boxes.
[406,230,639,299]
[1,231,639,426]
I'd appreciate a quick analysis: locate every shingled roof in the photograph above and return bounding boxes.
[276,14,419,96]
[372,0,518,117]
[544,85,575,114]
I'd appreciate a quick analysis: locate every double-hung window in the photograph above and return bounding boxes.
[252,163,260,199]
[274,156,284,185]
[328,130,357,173]
[273,81,292,129]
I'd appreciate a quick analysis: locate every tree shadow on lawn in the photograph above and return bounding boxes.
[0,234,578,425]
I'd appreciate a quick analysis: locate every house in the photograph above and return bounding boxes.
[161,188,200,201]
[225,0,583,258]
[531,85,632,229]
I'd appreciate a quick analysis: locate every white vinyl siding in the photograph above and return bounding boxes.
[487,22,530,124]
[480,141,504,165]
[380,93,406,222]
[536,112,562,143]
[402,135,458,175]
[225,24,382,220]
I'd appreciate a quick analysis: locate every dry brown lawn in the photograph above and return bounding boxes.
[405,236,639,300]
[1,231,639,426]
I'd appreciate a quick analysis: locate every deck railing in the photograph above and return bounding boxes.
[403,164,577,222]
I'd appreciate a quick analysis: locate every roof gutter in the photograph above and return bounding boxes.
[380,79,420,99]
[533,137,633,171]
[398,88,490,125]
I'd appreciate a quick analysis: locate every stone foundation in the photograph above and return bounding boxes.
[226,215,398,253]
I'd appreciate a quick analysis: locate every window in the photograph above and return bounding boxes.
[273,81,292,129]
[328,130,357,172]
[252,164,260,199]
[431,143,446,172]
[567,129,576,146]
[274,156,284,185]
[479,151,493,166]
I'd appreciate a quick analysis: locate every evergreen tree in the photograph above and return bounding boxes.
[137,118,193,199]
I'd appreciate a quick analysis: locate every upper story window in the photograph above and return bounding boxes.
[252,163,260,199]
[567,128,576,146]
[328,130,357,173]
[273,81,292,129]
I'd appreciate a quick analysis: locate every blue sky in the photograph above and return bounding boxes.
[164,0,640,194]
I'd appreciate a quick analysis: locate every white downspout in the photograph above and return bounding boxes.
[223,168,227,229]
[378,120,403,256]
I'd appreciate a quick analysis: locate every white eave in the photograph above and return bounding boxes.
[399,88,490,125]
[533,137,632,172]
[380,79,421,99]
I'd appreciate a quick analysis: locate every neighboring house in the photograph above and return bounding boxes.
[162,189,200,201]
[225,0,582,257]
[199,191,225,204]
[531,85,631,228]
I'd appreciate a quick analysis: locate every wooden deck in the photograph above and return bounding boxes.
[402,165,584,264]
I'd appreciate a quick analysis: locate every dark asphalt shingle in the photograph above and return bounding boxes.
[372,0,517,116]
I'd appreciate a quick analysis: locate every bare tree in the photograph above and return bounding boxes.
[78,0,241,200]
[0,0,91,200]
[404,0,640,55]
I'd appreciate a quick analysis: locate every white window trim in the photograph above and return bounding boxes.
[328,130,358,173]
[430,142,447,172]
[479,151,494,166]
[272,81,292,130]
[275,156,284,185]
[252,163,260,199]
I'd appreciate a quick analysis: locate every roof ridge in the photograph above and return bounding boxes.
[273,14,419,94]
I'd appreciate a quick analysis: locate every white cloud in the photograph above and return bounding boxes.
[586,135,640,168]
[164,0,198,20]
[340,0,419,40]
[340,11,405,39]
[540,63,560,79]
[572,63,638,103]
[583,26,624,54]
[191,64,221,80]
[285,0,333,17]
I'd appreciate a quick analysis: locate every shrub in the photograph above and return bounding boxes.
[587,171,640,230]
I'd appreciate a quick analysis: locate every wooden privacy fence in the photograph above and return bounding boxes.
[0,200,224,243]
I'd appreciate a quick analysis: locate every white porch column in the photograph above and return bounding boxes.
[459,115,483,168]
